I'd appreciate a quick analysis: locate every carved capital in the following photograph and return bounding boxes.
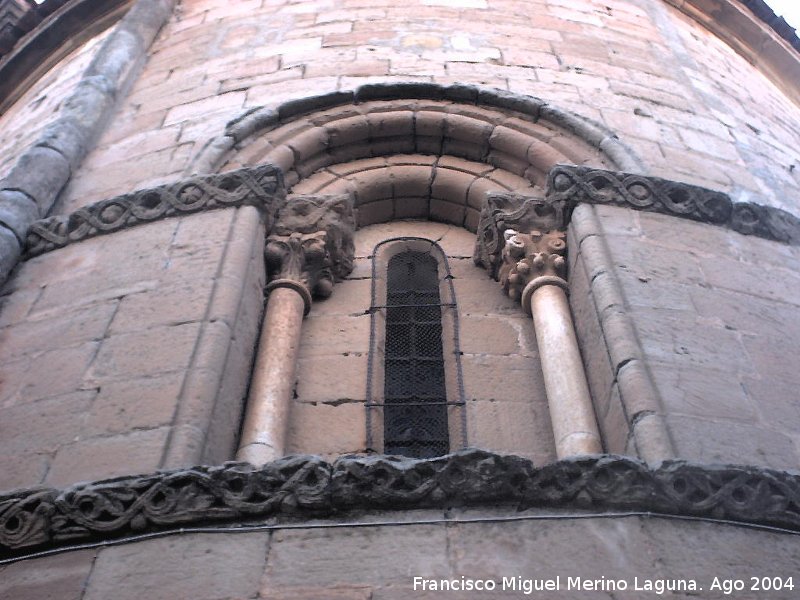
[266,194,355,309]
[473,191,566,280]
[499,229,567,312]
[265,231,331,311]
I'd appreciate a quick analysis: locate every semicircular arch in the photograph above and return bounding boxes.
[195,84,644,230]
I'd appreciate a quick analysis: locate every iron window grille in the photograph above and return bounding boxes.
[366,237,467,458]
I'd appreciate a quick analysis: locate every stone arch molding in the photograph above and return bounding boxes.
[24,82,800,257]
[191,83,646,178]
[188,83,644,231]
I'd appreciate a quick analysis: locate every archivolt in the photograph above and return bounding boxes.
[189,83,644,230]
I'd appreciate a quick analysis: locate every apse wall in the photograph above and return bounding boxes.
[1,0,800,592]
[0,0,798,488]
[30,0,798,214]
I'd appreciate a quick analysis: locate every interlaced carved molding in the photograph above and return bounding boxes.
[474,167,800,277]
[265,194,355,309]
[546,165,800,245]
[3,450,800,558]
[24,165,285,258]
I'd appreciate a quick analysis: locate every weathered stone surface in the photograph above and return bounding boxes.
[24,164,284,257]
[0,391,96,455]
[0,549,95,600]
[1,146,70,215]
[285,402,367,458]
[665,416,798,471]
[650,364,756,422]
[300,314,370,356]
[457,315,536,356]
[83,372,185,436]
[37,119,90,171]
[86,322,201,382]
[461,354,544,403]
[84,533,268,600]
[295,354,368,403]
[5,450,800,558]
[263,520,449,590]
[45,427,171,488]
[448,510,654,583]
[0,189,39,242]
[0,301,116,362]
[0,225,21,283]
[467,399,555,465]
[265,585,372,600]
[1,342,98,404]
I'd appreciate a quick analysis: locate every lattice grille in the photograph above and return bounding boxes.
[366,238,467,458]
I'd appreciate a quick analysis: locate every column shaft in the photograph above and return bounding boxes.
[236,286,306,465]
[529,284,603,458]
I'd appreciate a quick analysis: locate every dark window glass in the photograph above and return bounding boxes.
[383,251,449,458]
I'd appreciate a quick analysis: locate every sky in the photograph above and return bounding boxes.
[766,0,800,30]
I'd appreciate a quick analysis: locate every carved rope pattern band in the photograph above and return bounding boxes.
[2,449,799,558]
[547,165,800,245]
[22,163,800,261]
[23,165,285,258]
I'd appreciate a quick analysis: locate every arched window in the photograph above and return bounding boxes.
[366,237,466,458]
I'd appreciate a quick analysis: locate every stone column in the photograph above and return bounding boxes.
[474,192,602,459]
[502,229,602,458]
[236,195,354,465]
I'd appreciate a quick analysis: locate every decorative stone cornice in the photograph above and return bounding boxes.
[265,194,355,309]
[2,450,800,558]
[24,165,285,258]
[546,165,800,245]
[475,166,800,268]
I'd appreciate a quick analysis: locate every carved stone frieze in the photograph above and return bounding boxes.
[3,450,800,558]
[546,164,800,245]
[265,194,356,304]
[547,164,733,224]
[24,165,285,258]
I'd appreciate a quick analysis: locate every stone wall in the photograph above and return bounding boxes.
[0,206,265,491]
[2,508,799,599]
[0,1,798,594]
[0,29,110,180]
[570,203,800,468]
[14,0,791,215]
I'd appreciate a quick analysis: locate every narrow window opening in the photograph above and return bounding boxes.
[366,237,466,458]
[384,251,449,457]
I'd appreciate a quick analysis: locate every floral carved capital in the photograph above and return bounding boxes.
[473,191,566,281]
[499,229,567,311]
[473,191,568,311]
[265,194,355,310]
